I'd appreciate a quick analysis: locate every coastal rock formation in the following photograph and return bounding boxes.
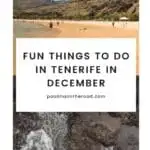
[14,112,139,150]
[115,125,139,150]
[67,112,139,150]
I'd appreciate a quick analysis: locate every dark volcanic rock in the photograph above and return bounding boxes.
[14,112,139,150]
[67,113,121,150]
[67,112,139,150]
[108,112,139,127]
[13,113,42,150]
[115,125,139,150]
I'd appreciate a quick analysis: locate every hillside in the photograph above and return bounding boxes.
[13,0,139,21]
[13,0,50,9]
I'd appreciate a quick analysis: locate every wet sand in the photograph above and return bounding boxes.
[14,21,61,37]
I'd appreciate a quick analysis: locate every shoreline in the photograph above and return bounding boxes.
[14,19,138,30]
[14,20,61,37]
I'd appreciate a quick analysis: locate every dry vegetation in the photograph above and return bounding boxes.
[14,0,139,21]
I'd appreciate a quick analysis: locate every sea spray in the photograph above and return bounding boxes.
[21,129,54,150]
[19,113,68,150]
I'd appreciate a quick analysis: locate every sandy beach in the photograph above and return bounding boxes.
[14,19,138,38]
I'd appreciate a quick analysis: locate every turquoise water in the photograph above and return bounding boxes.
[14,21,60,37]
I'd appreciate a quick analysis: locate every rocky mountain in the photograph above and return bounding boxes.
[13,0,139,20]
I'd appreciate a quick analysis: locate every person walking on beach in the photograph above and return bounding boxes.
[56,21,60,26]
[112,21,115,28]
[49,21,53,29]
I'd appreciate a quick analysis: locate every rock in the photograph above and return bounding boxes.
[13,112,42,150]
[39,113,68,150]
[68,113,121,150]
[115,125,139,150]
[108,113,139,127]
[14,112,68,150]
[14,112,139,150]
[21,129,54,150]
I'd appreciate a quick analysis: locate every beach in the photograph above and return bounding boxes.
[14,19,138,38]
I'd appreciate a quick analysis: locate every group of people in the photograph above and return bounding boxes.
[48,20,128,29]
